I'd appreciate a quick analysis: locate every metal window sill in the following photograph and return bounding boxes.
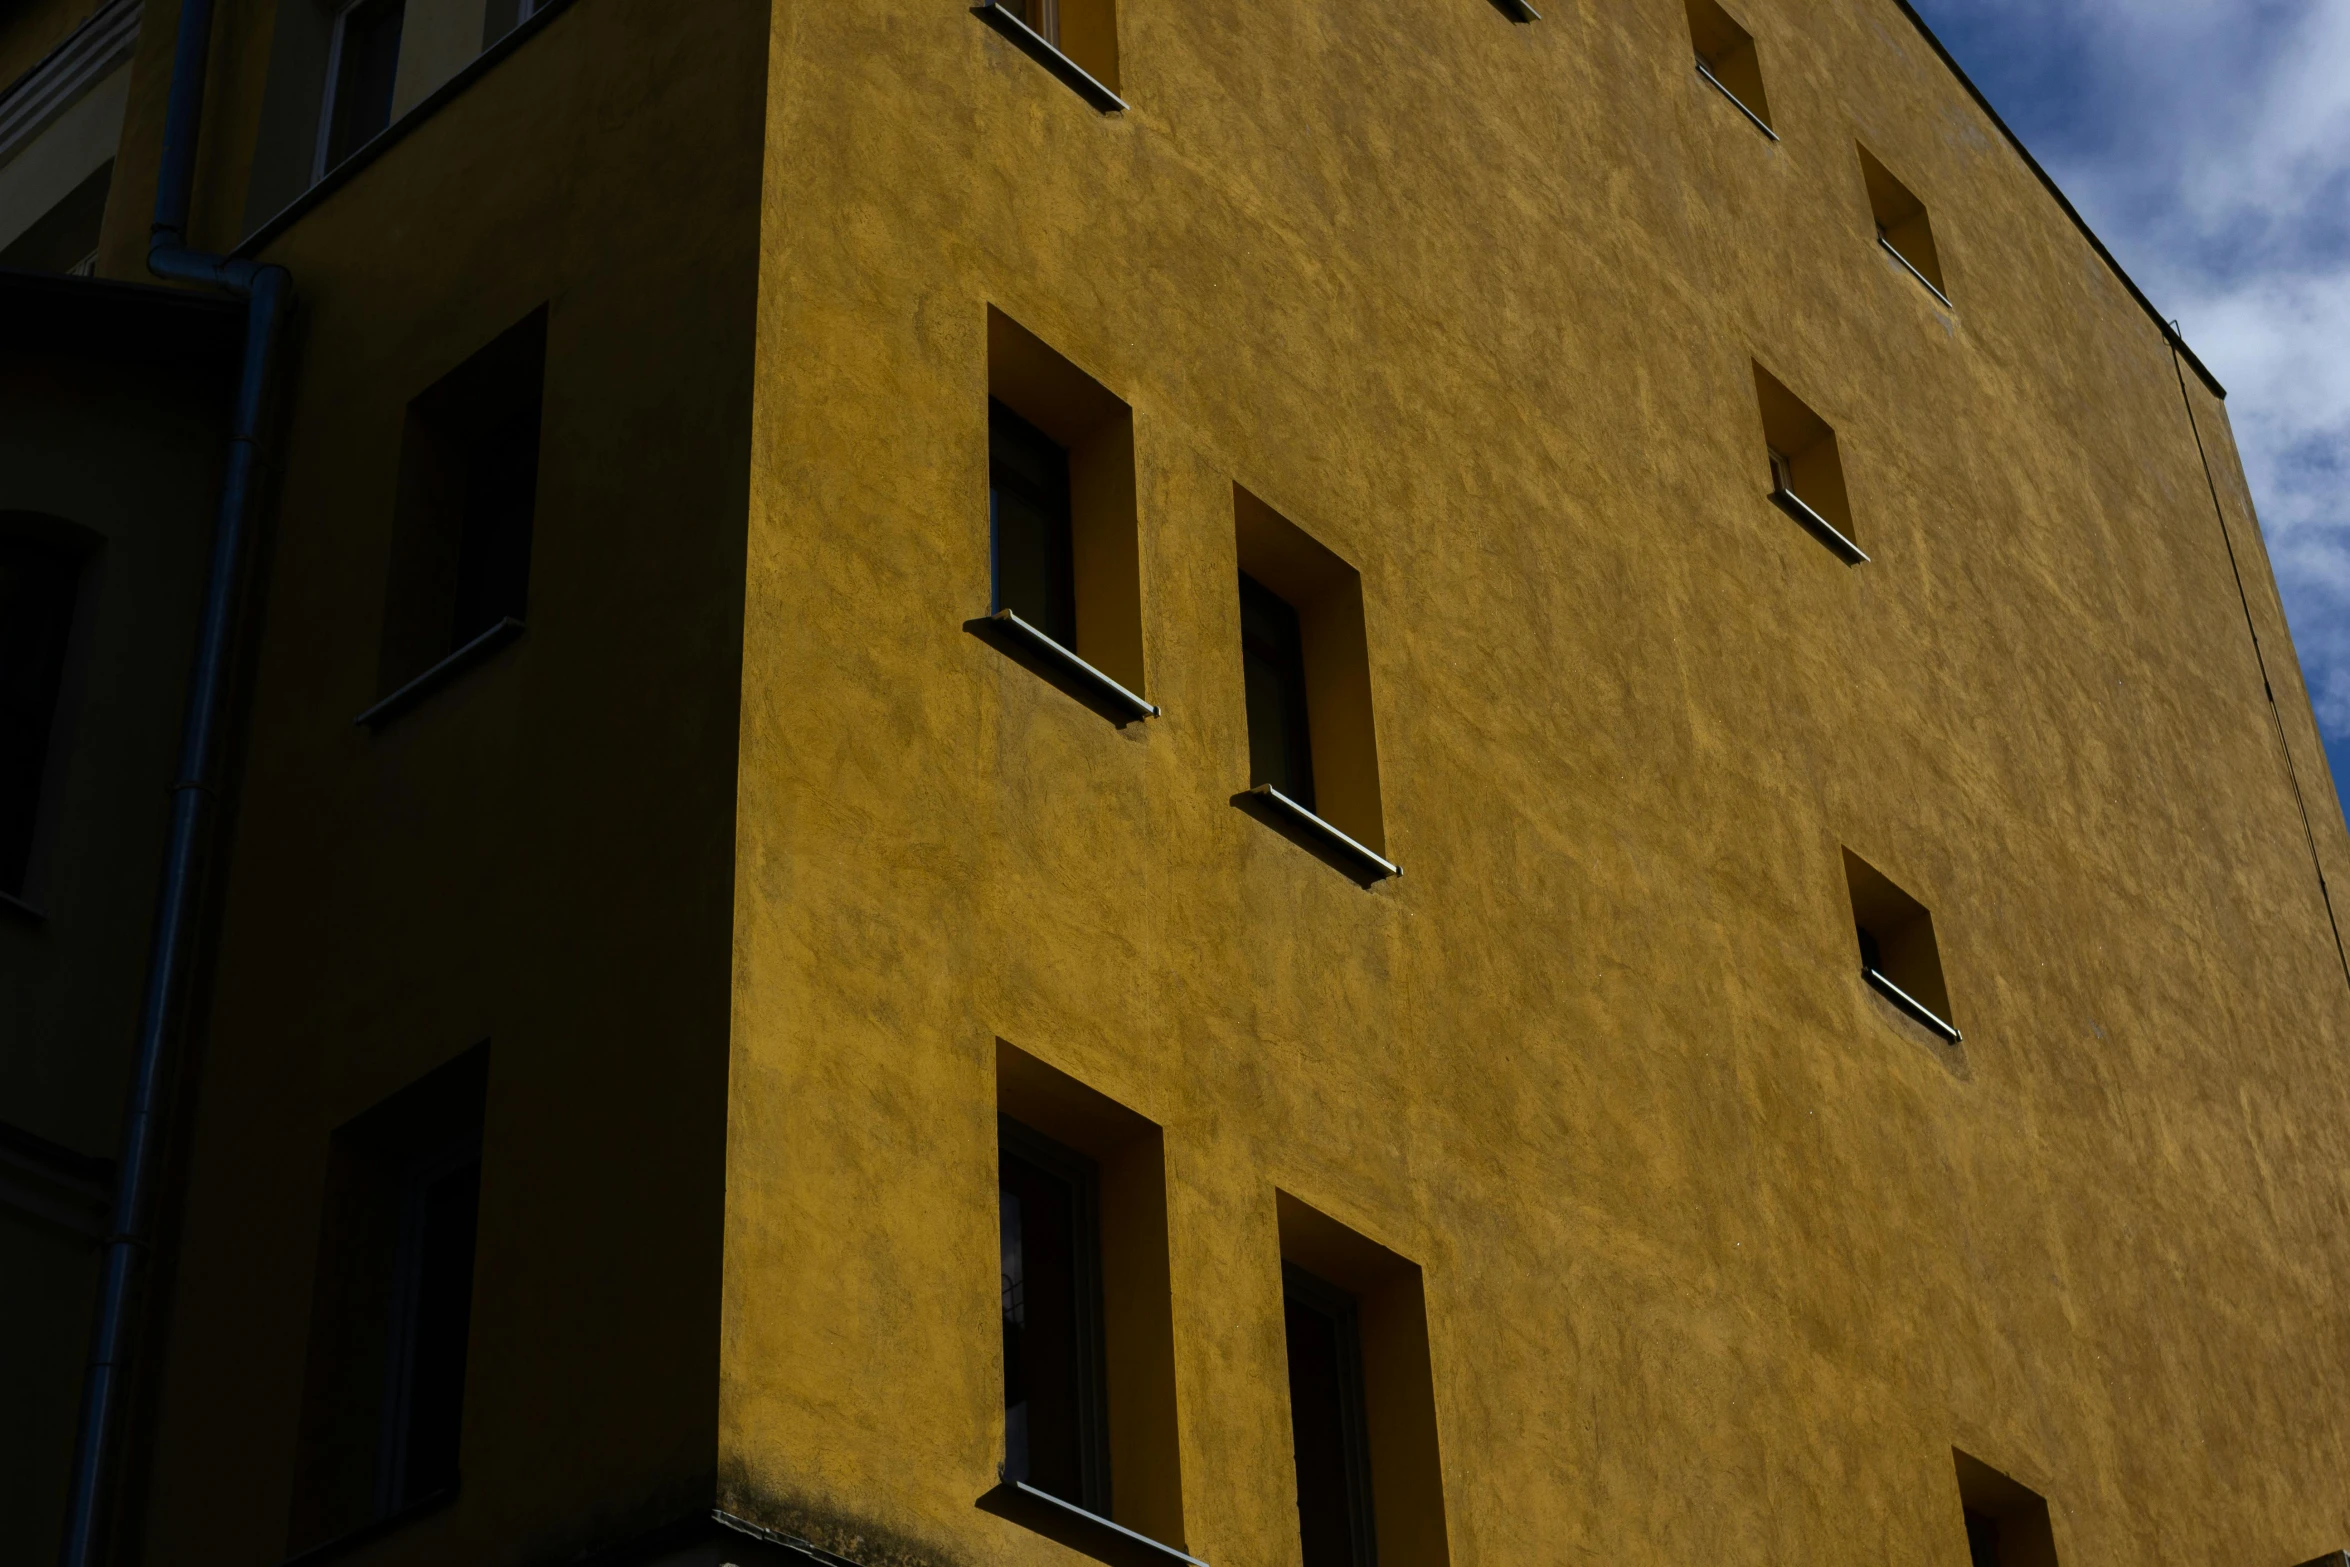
[978,1479,1209,1567]
[1768,487,1869,565]
[1488,0,1541,23]
[354,617,526,731]
[971,0,1127,112]
[1233,785,1399,886]
[965,608,1158,726]
[1694,58,1777,140]
[1865,966,1962,1043]
[1878,233,1953,310]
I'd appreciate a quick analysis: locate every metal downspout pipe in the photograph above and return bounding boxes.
[58,0,293,1558]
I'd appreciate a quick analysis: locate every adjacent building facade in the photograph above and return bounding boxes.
[6,0,2350,1563]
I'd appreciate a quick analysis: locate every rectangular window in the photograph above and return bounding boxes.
[1951,1450,2059,1567]
[0,532,85,901]
[1231,489,1393,883]
[1752,362,1865,564]
[969,309,1154,725]
[364,307,546,727]
[984,1042,1190,1561]
[999,1116,1110,1510]
[289,1046,488,1553]
[1859,145,1951,306]
[1685,0,1772,136]
[1240,572,1315,811]
[1283,1265,1375,1567]
[1276,1192,1450,1567]
[319,0,405,177]
[991,401,1079,650]
[1844,848,1960,1045]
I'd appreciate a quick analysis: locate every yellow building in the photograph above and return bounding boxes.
[7,0,2350,1562]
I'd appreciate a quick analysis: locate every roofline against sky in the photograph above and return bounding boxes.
[1886,0,2228,400]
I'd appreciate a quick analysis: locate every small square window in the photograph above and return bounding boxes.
[1686,0,1773,136]
[1844,848,1960,1044]
[1752,363,1864,564]
[1859,145,1950,305]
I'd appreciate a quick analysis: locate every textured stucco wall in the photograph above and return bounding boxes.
[722,6,2350,1567]
[117,0,766,1557]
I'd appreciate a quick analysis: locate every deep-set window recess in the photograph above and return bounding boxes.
[973,0,1125,111]
[1859,145,1951,307]
[1686,0,1774,138]
[1753,363,1866,565]
[1844,849,1960,1044]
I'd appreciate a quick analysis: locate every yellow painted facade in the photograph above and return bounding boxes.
[6,0,2350,1561]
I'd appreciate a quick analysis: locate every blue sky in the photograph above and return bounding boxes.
[1905,0,2350,823]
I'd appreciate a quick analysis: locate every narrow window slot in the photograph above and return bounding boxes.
[363,307,547,729]
[969,309,1155,725]
[289,1046,489,1553]
[1231,490,1394,884]
[984,1042,1196,1566]
[1275,1192,1450,1567]
[1685,0,1773,137]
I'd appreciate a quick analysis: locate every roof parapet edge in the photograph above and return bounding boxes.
[1885,0,2225,400]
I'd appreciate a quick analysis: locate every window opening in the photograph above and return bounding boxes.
[365,307,546,727]
[1858,145,1950,306]
[0,534,83,900]
[968,309,1153,724]
[1752,364,1865,565]
[289,1046,487,1552]
[1685,0,1773,137]
[1284,1264,1376,1567]
[1276,1192,1450,1567]
[1240,572,1316,813]
[1844,848,1960,1044]
[999,1116,1110,1514]
[973,0,1123,111]
[990,401,1079,650]
[319,0,405,177]
[1951,1451,2058,1567]
[1230,490,1392,882]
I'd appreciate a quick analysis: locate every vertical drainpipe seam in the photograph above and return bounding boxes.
[2166,340,2350,998]
[57,0,293,1558]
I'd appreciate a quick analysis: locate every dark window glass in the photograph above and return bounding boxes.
[383,1150,481,1507]
[326,0,406,172]
[989,401,1077,649]
[0,536,80,898]
[1964,1509,2001,1567]
[1240,572,1315,811]
[1857,924,1882,975]
[289,1048,486,1551]
[449,404,540,646]
[1282,1264,1374,1567]
[999,1116,1107,1512]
